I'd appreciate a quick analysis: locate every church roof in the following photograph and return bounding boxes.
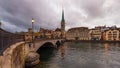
[61,10,65,22]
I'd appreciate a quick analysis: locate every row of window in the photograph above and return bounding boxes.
[67,34,89,37]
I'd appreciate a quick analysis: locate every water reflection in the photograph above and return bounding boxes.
[58,45,66,59]
[104,43,108,51]
[37,47,54,61]
[34,42,120,68]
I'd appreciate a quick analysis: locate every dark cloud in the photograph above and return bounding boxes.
[0,0,37,32]
[0,0,120,32]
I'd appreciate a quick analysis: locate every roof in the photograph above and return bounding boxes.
[55,28,61,31]
[104,29,119,32]
[68,27,88,31]
[61,10,65,22]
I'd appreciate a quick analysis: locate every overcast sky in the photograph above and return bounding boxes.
[0,0,120,32]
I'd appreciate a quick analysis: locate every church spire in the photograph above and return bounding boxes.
[61,9,65,39]
[61,10,65,22]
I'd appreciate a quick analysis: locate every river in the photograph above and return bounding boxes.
[33,42,120,68]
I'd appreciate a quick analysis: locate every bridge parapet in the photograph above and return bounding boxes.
[0,42,25,68]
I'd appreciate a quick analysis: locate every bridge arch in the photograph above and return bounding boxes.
[36,42,56,61]
[56,40,61,47]
[36,42,55,54]
[39,42,55,48]
[34,39,65,52]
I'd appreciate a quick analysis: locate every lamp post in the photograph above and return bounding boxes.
[32,18,35,43]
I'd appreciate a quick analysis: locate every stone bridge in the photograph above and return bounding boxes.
[0,28,65,68]
[0,39,64,68]
[26,39,64,53]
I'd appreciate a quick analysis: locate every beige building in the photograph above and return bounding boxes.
[25,28,41,42]
[89,28,102,40]
[53,28,62,39]
[39,28,53,39]
[118,28,120,40]
[24,28,33,42]
[103,29,119,41]
[66,27,89,40]
[45,30,53,39]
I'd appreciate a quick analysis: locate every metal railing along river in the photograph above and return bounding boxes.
[0,28,23,55]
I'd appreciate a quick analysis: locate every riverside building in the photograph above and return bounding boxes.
[66,27,89,40]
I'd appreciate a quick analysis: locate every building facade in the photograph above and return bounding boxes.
[66,27,89,40]
[103,29,119,41]
[89,28,102,40]
[53,28,62,39]
[39,28,53,39]
[24,28,41,42]
[24,28,33,42]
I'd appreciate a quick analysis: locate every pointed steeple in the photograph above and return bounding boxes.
[61,10,65,22]
[61,9,66,39]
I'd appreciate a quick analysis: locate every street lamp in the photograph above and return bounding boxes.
[32,18,35,42]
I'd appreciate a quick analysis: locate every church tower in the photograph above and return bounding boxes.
[61,10,65,38]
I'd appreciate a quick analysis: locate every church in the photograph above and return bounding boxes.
[54,10,66,39]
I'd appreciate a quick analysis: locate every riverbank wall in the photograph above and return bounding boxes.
[66,40,120,43]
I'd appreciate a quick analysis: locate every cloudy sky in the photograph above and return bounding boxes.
[0,0,120,32]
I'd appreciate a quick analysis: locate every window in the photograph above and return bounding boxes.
[113,31,117,34]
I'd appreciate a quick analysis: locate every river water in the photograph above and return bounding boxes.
[33,42,120,68]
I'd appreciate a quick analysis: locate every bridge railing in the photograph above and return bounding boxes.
[34,38,64,42]
[0,29,23,55]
